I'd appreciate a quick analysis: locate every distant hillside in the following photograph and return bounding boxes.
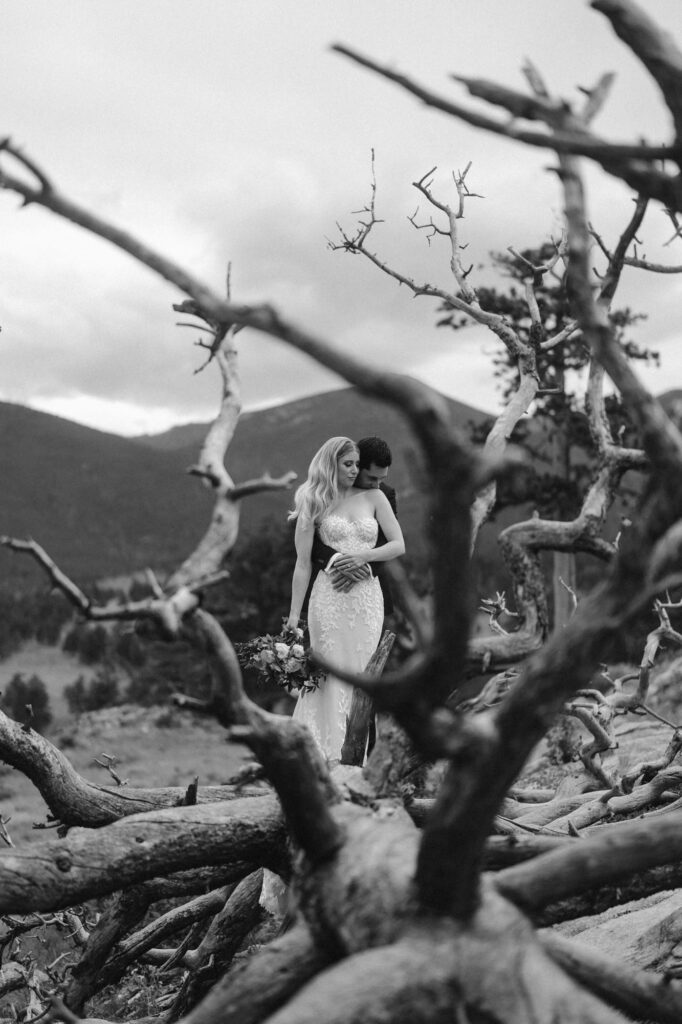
[659,389,682,418]
[0,403,213,591]
[9,383,672,601]
[1,390,490,593]
[135,420,212,452]
[134,388,488,458]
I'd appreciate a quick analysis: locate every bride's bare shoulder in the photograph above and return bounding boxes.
[367,487,390,509]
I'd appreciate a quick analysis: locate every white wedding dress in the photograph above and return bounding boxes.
[260,514,384,914]
[293,513,384,760]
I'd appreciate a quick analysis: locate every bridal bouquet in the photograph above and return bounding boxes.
[235,625,322,695]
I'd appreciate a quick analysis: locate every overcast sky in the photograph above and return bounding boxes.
[2,1,682,436]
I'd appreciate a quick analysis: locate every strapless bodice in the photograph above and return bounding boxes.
[319,514,378,553]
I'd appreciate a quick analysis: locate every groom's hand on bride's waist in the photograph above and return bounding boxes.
[325,553,372,591]
[329,570,356,592]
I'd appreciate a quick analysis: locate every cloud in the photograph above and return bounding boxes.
[2,1,682,435]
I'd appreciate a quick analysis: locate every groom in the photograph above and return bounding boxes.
[309,435,397,614]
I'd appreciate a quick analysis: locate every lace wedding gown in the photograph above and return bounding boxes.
[293,513,384,760]
[260,514,384,914]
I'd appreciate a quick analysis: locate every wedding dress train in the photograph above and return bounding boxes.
[293,514,384,761]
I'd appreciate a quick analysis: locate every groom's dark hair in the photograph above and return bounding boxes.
[357,436,392,470]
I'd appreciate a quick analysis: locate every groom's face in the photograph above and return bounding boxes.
[356,462,389,490]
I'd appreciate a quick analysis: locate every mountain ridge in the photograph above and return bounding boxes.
[131,388,487,454]
[0,388,488,592]
[7,385,674,596]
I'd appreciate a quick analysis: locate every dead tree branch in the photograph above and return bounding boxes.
[0,797,283,915]
[332,41,682,210]
[496,811,682,912]
[0,706,264,829]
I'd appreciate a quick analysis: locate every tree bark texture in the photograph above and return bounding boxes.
[0,797,283,914]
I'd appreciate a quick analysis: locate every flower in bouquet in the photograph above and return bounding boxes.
[235,625,322,695]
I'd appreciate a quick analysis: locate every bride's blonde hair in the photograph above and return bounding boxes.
[289,436,359,524]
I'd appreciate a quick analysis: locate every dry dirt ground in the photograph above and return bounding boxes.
[0,643,252,846]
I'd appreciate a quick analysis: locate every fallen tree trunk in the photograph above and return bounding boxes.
[0,708,265,828]
[542,925,682,1024]
[0,797,284,914]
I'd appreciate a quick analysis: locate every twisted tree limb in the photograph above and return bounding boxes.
[65,869,242,1013]
[167,870,264,1020]
[91,884,236,1012]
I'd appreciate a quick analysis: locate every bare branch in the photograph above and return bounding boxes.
[168,870,263,1018]
[331,45,682,209]
[227,470,297,501]
[592,0,682,142]
[0,704,269,834]
[85,885,233,1006]
[578,72,617,126]
[0,538,90,612]
[191,609,344,864]
[451,73,573,127]
[0,797,282,915]
[561,149,682,469]
[595,194,649,304]
[65,868,242,1013]
[1,537,202,637]
[542,928,682,1024]
[496,812,682,912]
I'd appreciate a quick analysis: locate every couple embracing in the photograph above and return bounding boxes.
[285,436,405,761]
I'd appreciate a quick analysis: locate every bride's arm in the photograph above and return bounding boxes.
[366,490,405,562]
[286,516,315,629]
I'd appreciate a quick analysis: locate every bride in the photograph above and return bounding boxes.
[286,436,405,761]
[260,436,405,914]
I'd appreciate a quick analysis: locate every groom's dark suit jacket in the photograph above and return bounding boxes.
[307,482,397,616]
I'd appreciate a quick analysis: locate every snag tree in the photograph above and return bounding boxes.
[2,1,682,1022]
